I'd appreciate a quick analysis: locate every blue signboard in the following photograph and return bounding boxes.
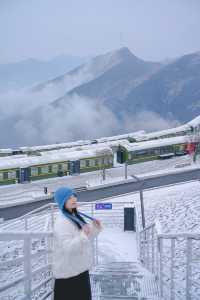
[95,203,112,210]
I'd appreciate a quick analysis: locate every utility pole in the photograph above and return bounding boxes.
[101,164,106,181]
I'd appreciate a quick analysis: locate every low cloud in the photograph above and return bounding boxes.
[0,93,181,148]
[12,95,120,146]
[122,110,180,134]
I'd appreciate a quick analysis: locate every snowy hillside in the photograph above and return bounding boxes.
[31,47,135,104]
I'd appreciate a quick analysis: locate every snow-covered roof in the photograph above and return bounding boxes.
[122,136,188,152]
[187,115,200,128]
[96,130,145,143]
[0,149,12,154]
[19,140,92,152]
[0,145,113,170]
[136,125,190,141]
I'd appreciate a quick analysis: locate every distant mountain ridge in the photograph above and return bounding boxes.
[0,54,85,92]
[122,51,200,122]
[51,47,162,109]
[1,47,200,147]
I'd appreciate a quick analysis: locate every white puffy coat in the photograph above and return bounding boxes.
[52,211,100,279]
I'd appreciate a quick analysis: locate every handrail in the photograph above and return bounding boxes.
[0,231,54,300]
[0,200,135,299]
[139,222,200,300]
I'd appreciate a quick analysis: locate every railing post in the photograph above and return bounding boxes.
[24,235,32,300]
[50,204,54,229]
[170,238,175,300]
[147,229,150,271]
[159,237,164,297]
[139,187,145,229]
[95,236,98,265]
[186,238,192,300]
[152,226,155,273]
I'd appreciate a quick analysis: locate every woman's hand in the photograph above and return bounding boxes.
[93,219,102,229]
[82,224,91,236]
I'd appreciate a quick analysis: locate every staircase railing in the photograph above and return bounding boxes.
[0,200,135,299]
[139,223,200,299]
[0,231,53,300]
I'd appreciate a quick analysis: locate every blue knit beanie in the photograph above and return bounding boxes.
[54,187,77,211]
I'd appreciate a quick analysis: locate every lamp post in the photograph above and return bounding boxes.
[132,174,146,229]
[124,161,128,180]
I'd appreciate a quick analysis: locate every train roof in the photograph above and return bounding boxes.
[0,145,113,170]
[187,116,200,128]
[135,125,190,141]
[121,136,188,152]
[0,148,13,154]
[96,130,145,143]
[19,139,92,152]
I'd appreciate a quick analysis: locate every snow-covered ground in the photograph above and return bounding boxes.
[1,178,200,299]
[101,180,200,233]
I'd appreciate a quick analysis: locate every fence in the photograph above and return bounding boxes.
[0,232,53,300]
[139,223,200,300]
[0,200,135,232]
[0,200,135,300]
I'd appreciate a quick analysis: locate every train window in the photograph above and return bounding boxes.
[42,166,49,174]
[80,160,86,168]
[86,160,90,167]
[89,159,95,167]
[8,171,16,179]
[62,163,68,171]
[52,165,58,173]
[152,148,160,155]
[31,167,38,176]
[3,172,8,180]
[48,165,52,173]
[135,150,147,157]
[0,173,3,180]
[94,159,99,166]
[38,167,42,175]
[58,164,62,171]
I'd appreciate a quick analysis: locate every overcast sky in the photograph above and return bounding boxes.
[1,0,200,63]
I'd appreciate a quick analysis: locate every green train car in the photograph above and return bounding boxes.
[0,146,113,186]
[117,136,189,164]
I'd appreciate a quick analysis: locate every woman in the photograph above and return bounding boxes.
[53,186,102,300]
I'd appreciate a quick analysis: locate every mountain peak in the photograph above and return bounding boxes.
[109,47,144,64]
[115,47,133,57]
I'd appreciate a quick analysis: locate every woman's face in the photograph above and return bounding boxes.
[64,195,78,211]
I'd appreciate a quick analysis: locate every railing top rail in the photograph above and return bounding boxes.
[13,202,56,220]
[8,200,135,222]
[158,233,200,239]
[0,231,52,240]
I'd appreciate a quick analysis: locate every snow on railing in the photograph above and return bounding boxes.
[139,222,200,300]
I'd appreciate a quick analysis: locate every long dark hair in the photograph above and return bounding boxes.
[63,207,87,229]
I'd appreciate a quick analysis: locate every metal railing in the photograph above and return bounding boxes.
[0,200,135,299]
[139,222,200,300]
[0,231,53,300]
[0,200,135,232]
